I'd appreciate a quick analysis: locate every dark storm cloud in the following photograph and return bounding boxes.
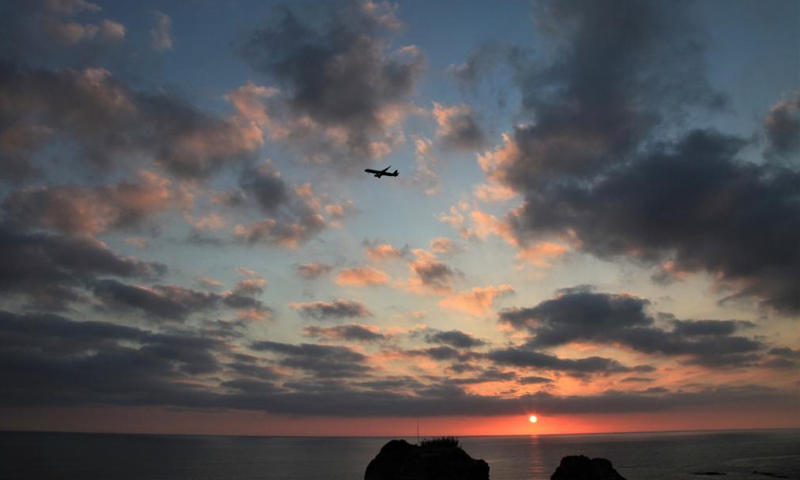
[422,329,487,349]
[225,363,283,381]
[518,375,553,385]
[488,0,724,183]
[620,377,654,383]
[303,324,385,342]
[1,310,795,417]
[507,132,800,314]
[487,348,642,376]
[449,368,516,385]
[764,93,800,160]
[239,163,291,214]
[290,299,372,320]
[250,340,370,378]
[0,62,259,181]
[404,345,477,362]
[465,1,797,314]
[500,290,652,343]
[93,279,271,322]
[93,280,218,321]
[237,0,424,165]
[0,310,227,407]
[0,222,165,310]
[762,347,800,369]
[500,289,766,367]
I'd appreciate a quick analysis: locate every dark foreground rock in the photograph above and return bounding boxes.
[364,439,489,480]
[551,455,627,480]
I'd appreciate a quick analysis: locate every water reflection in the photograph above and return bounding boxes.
[527,435,546,479]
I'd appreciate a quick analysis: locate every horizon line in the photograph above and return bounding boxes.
[2,426,797,440]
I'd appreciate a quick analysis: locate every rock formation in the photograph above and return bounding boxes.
[364,438,489,480]
[550,455,627,480]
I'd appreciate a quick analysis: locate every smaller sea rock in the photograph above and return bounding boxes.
[550,455,627,480]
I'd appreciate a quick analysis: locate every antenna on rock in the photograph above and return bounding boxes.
[416,416,419,445]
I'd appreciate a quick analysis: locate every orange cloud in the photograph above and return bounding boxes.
[336,267,390,286]
[516,242,569,267]
[430,237,459,255]
[3,170,191,236]
[439,284,515,316]
[365,243,407,262]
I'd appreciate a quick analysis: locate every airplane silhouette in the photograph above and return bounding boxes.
[365,165,399,178]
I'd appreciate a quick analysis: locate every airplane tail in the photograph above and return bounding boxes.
[392,169,399,176]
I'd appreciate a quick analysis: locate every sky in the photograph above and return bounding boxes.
[0,0,798,437]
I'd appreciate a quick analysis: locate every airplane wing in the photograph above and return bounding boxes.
[381,165,391,173]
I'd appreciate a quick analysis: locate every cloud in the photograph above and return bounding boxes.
[232,278,266,297]
[303,324,385,343]
[422,329,486,349]
[232,164,328,248]
[0,64,262,181]
[0,310,795,418]
[407,249,461,294]
[432,102,485,151]
[505,131,800,314]
[518,376,553,385]
[250,340,370,378]
[439,285,514,316]
[429,237,461,255]
[409,137,440,195]
[459,1,796,314]
[764,93,800,161]
[288,299,372,320]
[336,266,390,286]
[235,0,424,166]
[488,347,645,376]
[150,11,172,51]
[3,170,191,236]
[296,262,333,279]
[93,280,272,322]
[399,345,478,363]
[0,0,126,64]
[93,280,218,321]
[500,288,765,368]
[363,240,408,262]
[0,310,229,407]
[0,222,165,310]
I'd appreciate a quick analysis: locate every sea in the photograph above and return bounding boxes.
[2,429,798,479]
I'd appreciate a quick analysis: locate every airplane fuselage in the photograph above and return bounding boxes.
[365,167,399,178]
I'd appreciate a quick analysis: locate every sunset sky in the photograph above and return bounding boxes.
[0,0,798,437]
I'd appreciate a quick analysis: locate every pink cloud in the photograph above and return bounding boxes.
[336,267,390,286]
[439,284,515,316]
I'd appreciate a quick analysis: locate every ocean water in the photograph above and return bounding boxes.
[1,429,798,479]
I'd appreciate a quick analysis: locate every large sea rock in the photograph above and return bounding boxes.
[550,455,627,480]
[364,439,490,480]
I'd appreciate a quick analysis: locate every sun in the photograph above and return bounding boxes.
[528,415,538,424]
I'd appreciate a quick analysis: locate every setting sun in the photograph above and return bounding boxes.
[529,415,538,424]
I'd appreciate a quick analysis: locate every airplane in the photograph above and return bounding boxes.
[364,165,399,178]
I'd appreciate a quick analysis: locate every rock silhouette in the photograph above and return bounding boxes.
[550,455,627,480]
[364,438,489,480]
